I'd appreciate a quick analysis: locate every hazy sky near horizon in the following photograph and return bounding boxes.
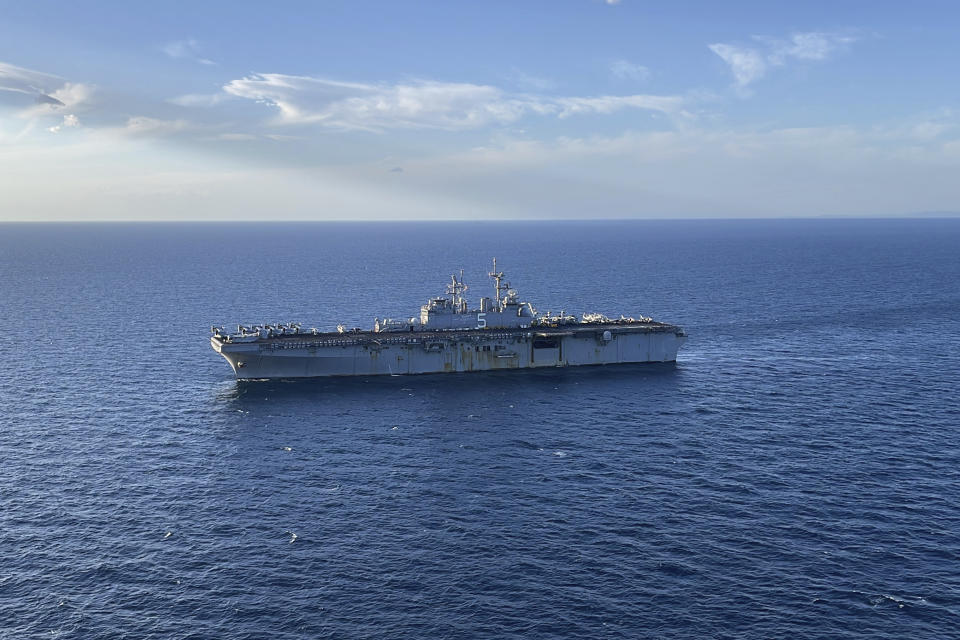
[2,0,959,221]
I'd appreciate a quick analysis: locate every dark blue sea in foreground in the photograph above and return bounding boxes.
[1,218,959,639]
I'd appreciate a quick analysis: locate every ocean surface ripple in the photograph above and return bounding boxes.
[1,219,959,638]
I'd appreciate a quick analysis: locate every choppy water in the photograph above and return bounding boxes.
[1,219,959,639]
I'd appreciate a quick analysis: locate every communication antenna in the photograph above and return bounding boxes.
[488,257,507,309]
[446,269,469,312]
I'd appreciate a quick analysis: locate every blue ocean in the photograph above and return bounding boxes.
[1,218,959,639]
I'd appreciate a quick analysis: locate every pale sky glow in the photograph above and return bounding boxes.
[2,1,959,220]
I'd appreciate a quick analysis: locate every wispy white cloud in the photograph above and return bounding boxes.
[0,61,60,97]
[0,61,94,116]
[122,116,190,136]
[48,114,80,133]
[381,119,960,218]
[188,73,685,131]
[263,133,303,142]
[18,82,94,118]
[554,94,683,118]
[162,39,216,65]
[763,32,857,62]
[710,31,857,90]
[216,132,258,141]
[5,110,960,220]
[708,44,767,88]
[167,92,227,107]
[506,69,556,91]
[610,59,650,82]
[1,61,95,134]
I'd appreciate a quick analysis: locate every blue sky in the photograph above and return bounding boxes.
[2,0,959,220]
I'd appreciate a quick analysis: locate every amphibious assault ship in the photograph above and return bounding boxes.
[211,259,686,379]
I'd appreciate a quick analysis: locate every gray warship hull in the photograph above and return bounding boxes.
[211,259,686,380]
[211,323,685,380]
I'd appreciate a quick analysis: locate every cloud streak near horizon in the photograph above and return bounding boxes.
[4,14,958,221]
[2,28,853,143]
[171,74,688,131]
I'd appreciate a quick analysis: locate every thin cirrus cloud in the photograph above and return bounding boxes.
[0,61,94,125]
[610,60,651,82]
[162,39,216,66]
[168,92,227,107]
[709,31,857,89]
[123,116,189,135]
[0,61,60,98]
[19,82,93,119]
[1,62,69,108]
[174,74,686,131]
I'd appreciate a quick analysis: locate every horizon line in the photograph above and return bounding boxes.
[1,213,959,224]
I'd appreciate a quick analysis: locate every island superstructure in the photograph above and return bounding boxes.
[210,259,686,379]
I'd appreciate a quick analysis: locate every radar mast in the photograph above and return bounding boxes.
[446,269,469,313]
[489,258,509,310]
